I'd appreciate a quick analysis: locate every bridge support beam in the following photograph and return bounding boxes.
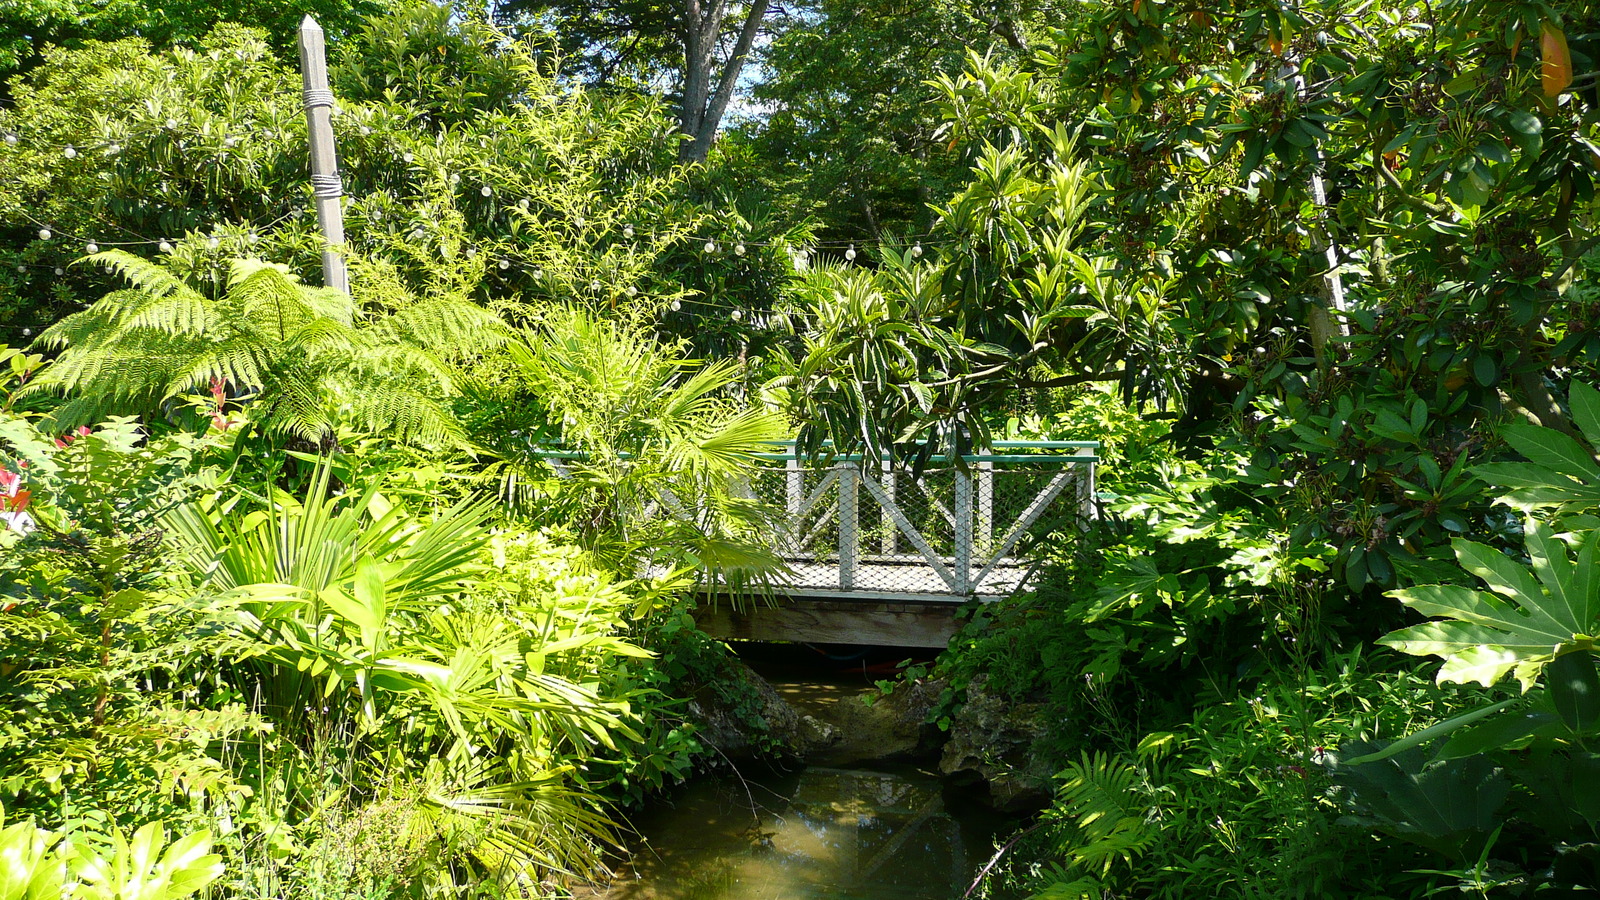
[694,597,962,648]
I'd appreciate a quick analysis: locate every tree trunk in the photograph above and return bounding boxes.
[680,0,770,162]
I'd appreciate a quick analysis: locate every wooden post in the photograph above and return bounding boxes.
[976,460,994,558]
[953,468,973,595]
[298,16,349,294]
[880,459,897,557]
[839,462,858,591]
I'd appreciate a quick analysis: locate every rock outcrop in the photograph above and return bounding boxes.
[937,674,1054,812]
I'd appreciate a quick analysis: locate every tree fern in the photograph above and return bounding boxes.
[26,251,507,446]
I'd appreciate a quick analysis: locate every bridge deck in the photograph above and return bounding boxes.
[780,560,1030,603]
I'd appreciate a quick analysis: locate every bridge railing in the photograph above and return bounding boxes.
[745,441,1099,600]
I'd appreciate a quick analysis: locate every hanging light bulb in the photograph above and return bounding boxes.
[402,152,414,163]
[360,125,372,136]
[165,118,178,129]
[731,309,743,322]
[207,237,219,250]
[63,146,77,158]
[107,143,121,154]
[247,233,260,244]
[223,136,237,148]
[735,242,746,256]
[670,299,681,311]
[517,198,529,211]
[21,328,31,337]
[85,242,98,254]
[159,241,173,253]
[911,243,923,258]
[37,228,50,240]
[449,173,461,185]
[573,215,585,228]
[53,267,64,276]
[704,240,717,254]
[480,185,492,197]
[2,133,16,145]
[623,225,634,239]
[589,280,601,292]
[533,268,544,280]
[498,258,510,270]
[626,285,637,297]
[845,243,857,262]
[410,229,424,240]
[15,264,24,273]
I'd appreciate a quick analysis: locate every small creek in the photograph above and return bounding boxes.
[582,650,1022,900]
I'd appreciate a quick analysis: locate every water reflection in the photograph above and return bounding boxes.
[587,764,1007,900]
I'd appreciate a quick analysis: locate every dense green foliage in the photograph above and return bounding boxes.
[6,0,1600,897]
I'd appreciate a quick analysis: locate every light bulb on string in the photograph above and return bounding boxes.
[63,146,77,158]
[3,133,16,146]
[247,233,259,245]
[589,280,601,292]
[517,198,529,211]
[53,267,64,276]
[360,126,371,136]
[704,241,717,254]
[498,259,510,270]
[85,242,98,254]
[449,173,460,185]
[533,268,544,280]
[223,136,237,148]
[165,118,178,129]
[731,309,742,322]
[15,265,24,273]
[208,237,219,250]
[480,185,492,197]
[21,328,31,337]
[735,243,746,256]
[37,228,50,240]
[402,152,414,163]
[159,241,173,253]
[626,285,637,296]
[911,243,923,258]
[623,225,634,239]
[107,143,120,154]
[845,244,857,262]
[670,300,681,311]
[574,215,585,228]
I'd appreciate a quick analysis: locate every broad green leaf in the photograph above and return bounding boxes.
[1384,521,1600,690]
[352,552,386,652]
[1548,650,1600,732]
[1500,423,1600,482]
[1342,699,1519,764]
[1439,708,1556,759]
[1573,381,1600,451]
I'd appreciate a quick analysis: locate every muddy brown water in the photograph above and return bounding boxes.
[580,650,1021,900]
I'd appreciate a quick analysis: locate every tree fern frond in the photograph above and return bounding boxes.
[377,297,512,358]
[261,373,332,443]
[227,262,325,342]
[345,383,466,447]
[167,339,274,398]
[79,249,193,299]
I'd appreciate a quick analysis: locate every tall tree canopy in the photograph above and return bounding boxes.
[493,0,779,161]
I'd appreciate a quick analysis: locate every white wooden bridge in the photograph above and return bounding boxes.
[540,441,1099,646]
[700,441,1099,647]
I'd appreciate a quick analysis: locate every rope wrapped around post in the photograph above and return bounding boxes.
[297,16,349,294]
